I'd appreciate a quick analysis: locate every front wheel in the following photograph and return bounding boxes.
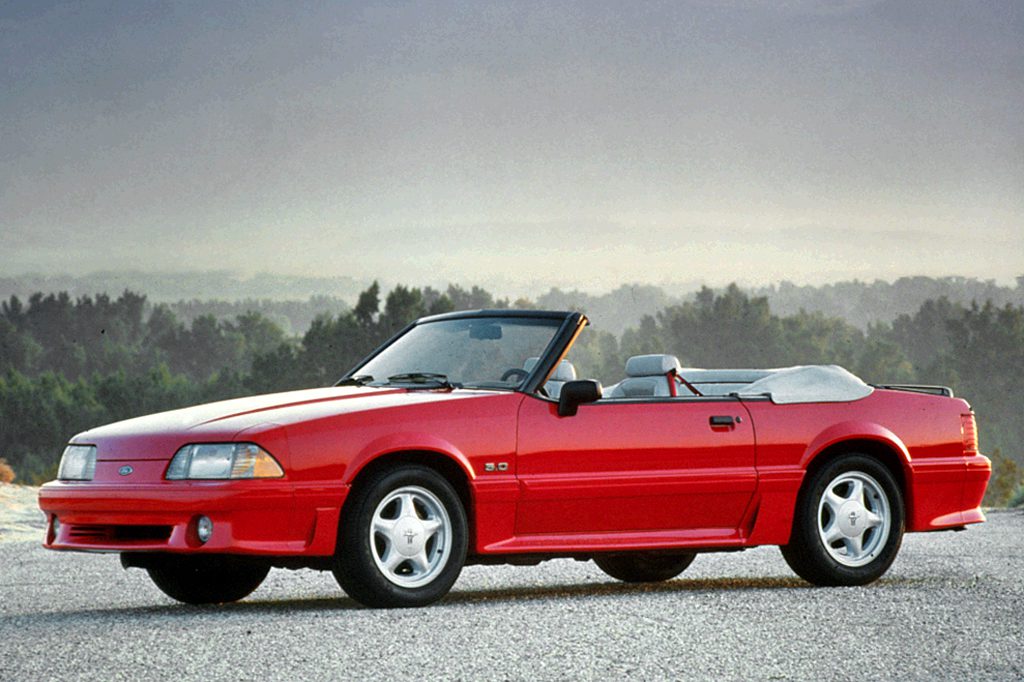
[333,465,468,608]
[781,454,904,586]
[594,551,696,583]
[147,556,269,604]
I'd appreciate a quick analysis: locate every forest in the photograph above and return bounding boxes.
[0,280,1021,507]
[4,272,1022,337]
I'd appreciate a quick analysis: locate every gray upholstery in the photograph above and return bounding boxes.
[524,357,577,399]
[606,354,681,398]
[602,362,872,403]
[625,354,683,377]
[549,360,577,382]
[610,376,673,398]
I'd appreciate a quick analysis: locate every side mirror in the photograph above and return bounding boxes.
[557,380,603,417]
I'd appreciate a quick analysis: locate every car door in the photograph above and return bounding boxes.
[514,394,757,538]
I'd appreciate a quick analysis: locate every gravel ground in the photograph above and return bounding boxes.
[0,510,1021,681]
[0,484,45,543]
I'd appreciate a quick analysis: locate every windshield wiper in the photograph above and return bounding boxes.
[337,374,374,386]
[386,372,461,389]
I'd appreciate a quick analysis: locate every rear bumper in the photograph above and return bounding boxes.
[907,454,991,531]
[38,480,348,557]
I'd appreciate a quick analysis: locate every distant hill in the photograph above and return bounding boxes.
[754,276,1024,329]
[163,297,352,337]
[534,284,685,336]
[0,271,369,303]
[530,276,1024,333]
[1,271,1020,334]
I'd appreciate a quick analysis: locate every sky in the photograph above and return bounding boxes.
[1,0,1021,295]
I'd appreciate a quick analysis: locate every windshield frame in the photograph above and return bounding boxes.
[337,309,587,393]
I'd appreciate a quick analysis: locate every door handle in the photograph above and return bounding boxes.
[709,415,735,427]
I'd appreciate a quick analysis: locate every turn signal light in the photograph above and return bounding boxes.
[166,443,284,480]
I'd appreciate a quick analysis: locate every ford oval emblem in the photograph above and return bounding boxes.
[118,465,134,476]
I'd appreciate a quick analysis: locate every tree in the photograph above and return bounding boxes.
[248,342,303,394]
[653,285,783,367]
[854,330,915,384]
[0,316,41,373]
[230,311,287,368]
[445,284,494,310]
[886,297,962,372]
[299,313,367,386]
[939,302,1024,463]
[379,285,426,337]
[354,281,380,327]
[984,449,1022,507]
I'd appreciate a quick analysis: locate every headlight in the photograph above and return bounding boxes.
[58,445,97,481]
[165,443,284,480]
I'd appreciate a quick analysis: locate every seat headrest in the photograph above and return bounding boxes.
[625,354,682,377]
[523,357,576,382]
[549,360,577,382]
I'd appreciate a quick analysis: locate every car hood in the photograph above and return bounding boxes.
[75,386,499,460]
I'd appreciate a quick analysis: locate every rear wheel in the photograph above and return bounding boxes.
[147,556,269,605]
[594,552,696,583]
[333,465,468,608]
[781,454,904,586]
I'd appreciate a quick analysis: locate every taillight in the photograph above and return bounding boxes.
[961,413,978,455]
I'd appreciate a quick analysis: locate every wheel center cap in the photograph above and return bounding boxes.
[837,501,867,536]
[393,518,426,556]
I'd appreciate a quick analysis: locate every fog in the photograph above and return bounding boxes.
[2,0,1021,291]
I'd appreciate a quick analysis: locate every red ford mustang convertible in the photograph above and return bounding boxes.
[39,310,991,607]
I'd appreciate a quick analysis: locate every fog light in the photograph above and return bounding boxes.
[196,515,213,543]
[50,516,60,543]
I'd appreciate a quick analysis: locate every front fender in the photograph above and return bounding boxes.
[344,432,477,486]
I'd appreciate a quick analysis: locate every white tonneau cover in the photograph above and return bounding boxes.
[735,365,873,404]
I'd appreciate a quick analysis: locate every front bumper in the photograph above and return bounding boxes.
[38,479,348,557]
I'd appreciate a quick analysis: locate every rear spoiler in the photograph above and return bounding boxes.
[871,384,954,397]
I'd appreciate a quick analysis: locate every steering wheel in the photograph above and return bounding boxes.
[500,368,530,383]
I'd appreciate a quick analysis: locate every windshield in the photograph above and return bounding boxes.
[350,316,565,390]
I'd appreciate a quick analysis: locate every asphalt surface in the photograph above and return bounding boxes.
[0,511,1021,681]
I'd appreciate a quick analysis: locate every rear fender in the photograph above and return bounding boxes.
[748,421,913,546]
[800,421,912,478]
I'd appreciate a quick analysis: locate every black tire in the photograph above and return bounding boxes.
[594,551,696,583]
[333,465,468,608]
[781,454,904,586]
[147,556,269,605]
